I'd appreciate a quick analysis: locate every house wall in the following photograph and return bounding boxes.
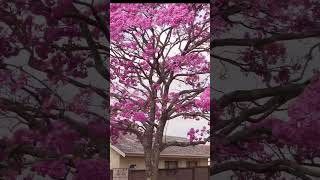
[110,147,121,169]
[112,155,209,170]
[199,158,209,166]
[120,156,147,170]
[158,158,208,169]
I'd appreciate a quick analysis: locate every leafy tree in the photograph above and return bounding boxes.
[110,3,210,180]
[211,0,320,179]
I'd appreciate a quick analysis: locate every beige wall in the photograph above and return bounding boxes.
[120,156,147,170]
[199,158,209,166]
[158,158,208,169]
[110,148,208,170]
[110,147,121,169]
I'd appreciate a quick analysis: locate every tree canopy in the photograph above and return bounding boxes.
[211,0,320,179]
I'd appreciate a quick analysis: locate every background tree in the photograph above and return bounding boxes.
[110,3,210,180]
[0,0,109,179]
[211,0,320,179]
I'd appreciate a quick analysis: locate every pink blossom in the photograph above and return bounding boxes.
[195,87,210,111]
[133,112,148,122]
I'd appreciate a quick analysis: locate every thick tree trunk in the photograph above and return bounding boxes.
[145,149,160,180]
[143,110,166,180]
[144,137,161,180]
[145,165,159,180]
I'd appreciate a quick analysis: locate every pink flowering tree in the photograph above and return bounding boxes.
[0,0,109,179]
[110,3,210,180]
[211,0,320,179]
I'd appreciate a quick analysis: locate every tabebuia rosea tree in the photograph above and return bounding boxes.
[110,3,210,180]
[211,0,320,179]
[0,0,109,179]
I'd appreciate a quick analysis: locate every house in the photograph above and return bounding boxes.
[110,134,210,170]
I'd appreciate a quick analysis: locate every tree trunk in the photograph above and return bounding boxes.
[143,112,166,180]
[145,165,159,180]
[145,148,160,180]
[144,143,161,180]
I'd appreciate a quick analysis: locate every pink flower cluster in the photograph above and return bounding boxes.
[32,160,67,179]
[166,53,209,73]
[154,4,195,27]
[215,76,320,163]
[187,126,208,142]
[132,112,148,122]
[110,4,200,41]
[195,87,210,112]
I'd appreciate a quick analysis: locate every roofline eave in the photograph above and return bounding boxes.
[124,153,209,158]
[110,145,126,157]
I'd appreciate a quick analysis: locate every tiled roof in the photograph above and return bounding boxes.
[112,134,210,158]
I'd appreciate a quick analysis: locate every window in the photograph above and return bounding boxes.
[128,164,136,170]
[187,161,198,168]
[165,161,178,169]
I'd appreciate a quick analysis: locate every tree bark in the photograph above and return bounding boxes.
[143,123,164,180]
[144,147,160,180]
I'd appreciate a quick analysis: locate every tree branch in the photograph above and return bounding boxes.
[212,31,320,47]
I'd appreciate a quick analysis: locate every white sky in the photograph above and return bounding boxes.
[164,118,208,137]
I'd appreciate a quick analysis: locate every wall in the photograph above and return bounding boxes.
[128,167,210,180]
[120,156,147,170]
[110,148,121,169]
[111,155,209,170]
[199,159,209,166]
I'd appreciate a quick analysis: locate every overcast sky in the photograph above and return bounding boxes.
[165,118,208,137]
